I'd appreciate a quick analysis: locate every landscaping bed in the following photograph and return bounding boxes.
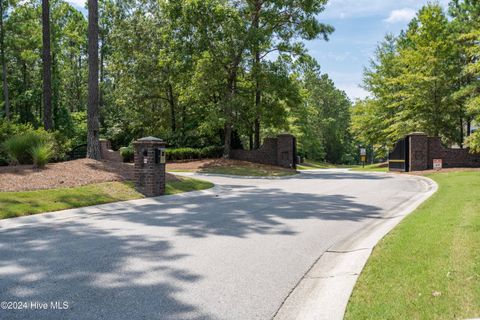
[0,158,179,192]
[167,158,297,176]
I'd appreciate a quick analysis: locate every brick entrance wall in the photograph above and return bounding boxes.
[406,133,480,171]
[230,134,297,168]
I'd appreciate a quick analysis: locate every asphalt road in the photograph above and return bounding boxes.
[0,170,430,320]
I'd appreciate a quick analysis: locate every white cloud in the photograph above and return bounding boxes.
[322,0,449,20]
[384,8,416,23]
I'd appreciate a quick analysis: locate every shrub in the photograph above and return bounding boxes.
[30,143,53,168]
[0,121,33,165]
[200,145,224,158]
[166,146,224,161]
[3,130,53,165]
[120,146,134,163]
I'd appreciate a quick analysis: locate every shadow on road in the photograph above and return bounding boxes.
[0,172,387,319]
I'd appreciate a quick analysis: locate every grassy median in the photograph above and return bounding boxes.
[345,171,480,319]
[0,177,213,219]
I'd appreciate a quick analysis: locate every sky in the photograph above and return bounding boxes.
[307,0,450,101]
[67,0,450,101]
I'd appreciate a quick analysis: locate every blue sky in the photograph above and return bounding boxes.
[67,0,449,101]
[308,0,450,100]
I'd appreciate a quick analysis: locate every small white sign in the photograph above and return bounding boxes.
[143,158,148,164]
[360,148,367,156]
[433,159,442,170]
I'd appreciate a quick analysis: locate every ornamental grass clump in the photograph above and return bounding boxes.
[29,143,53,168]
[3,130,54,167]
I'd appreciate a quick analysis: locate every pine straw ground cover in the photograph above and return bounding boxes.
[166,158,297,176]
[0,158,178,192]
[0,159,212,219]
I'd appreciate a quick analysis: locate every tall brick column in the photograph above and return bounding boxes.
[133,137,166,196]
[408,132,428,172]
[277,134,297,168]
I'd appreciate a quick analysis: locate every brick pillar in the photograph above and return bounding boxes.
[277,134,297,168]
[133,137,166,196]
[408,133,428,172]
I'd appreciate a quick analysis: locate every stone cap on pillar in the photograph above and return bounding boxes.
[133,136,165,146]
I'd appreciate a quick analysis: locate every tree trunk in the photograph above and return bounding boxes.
[252,0,262,149]
[87,0,101,159]
[167,83,176,132]
[460,117,464,148]
[42,0,53,130]
[0,0,10,120]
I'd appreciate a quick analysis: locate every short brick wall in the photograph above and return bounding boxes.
[99,139,122,162]
[406,133,480,171]
[427,137,480,169]
[230,134,297,168]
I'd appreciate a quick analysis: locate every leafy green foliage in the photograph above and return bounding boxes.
[119,145,134,163]
[29,143,53,168]
[166,146,223,161]
[1,0,354,164]
[3,130,52,165]
[353,2,479,154]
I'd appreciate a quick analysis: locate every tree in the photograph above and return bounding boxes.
[0,0,10,119]
[449,0,480,150]
[353,4,465,150]
[42,0,53,130]
[245,0,333,149]
[87,0,101,159]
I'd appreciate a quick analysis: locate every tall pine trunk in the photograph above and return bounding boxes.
[87,0,101,159]
[0,0,9,119]
[253,50,261,149]
[42,0,53,130]
[252,0,262,149]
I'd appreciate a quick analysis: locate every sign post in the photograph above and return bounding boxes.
[360,148,367,168]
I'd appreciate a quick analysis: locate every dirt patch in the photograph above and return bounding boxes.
[0,159,179,192]
[167,158,295,172]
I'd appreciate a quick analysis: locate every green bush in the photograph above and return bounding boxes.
[3,130,54,165]
[200,145,224,158]
[166,146,223,161]
[0,121,33,165]
[120,145,134,162]
[30,143,53,168]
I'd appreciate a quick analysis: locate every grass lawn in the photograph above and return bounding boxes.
[350,163,388,172]
[199,165,296,176]
[0,177,213,220]
[345,171,480,319]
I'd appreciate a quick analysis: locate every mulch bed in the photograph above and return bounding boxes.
[0,159,179,192]
[166,158,295,172]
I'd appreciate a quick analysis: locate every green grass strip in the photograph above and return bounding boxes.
[345,171,480,319]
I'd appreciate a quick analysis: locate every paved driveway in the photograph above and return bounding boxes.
[0,170,430,320]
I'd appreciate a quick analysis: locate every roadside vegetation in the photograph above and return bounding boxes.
[0,177,213,219]
[352,2,480,157]
[345,171,480,319]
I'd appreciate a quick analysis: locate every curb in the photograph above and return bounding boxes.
[273,174,438,320]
